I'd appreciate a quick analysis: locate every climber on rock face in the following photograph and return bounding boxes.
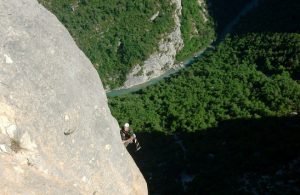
[120,123,141,151]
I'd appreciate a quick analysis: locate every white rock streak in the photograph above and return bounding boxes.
[4,54,13,64]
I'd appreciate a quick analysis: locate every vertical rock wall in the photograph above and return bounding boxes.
[0,0,147,194]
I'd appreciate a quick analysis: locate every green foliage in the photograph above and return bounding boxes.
[176,0,215,60]
[229,33,300,79]
[176,0,254,61]
[109,34,300,133]
[39,0,257,88]
[38,0,175,88]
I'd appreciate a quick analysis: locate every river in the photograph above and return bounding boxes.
[107,0,259,97]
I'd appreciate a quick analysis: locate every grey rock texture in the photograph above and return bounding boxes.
[0,0,147,194]
[124,0,184,88]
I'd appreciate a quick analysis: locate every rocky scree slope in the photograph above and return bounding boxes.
[0,0,147,194]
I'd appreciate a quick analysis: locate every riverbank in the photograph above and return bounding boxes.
[106,46,210,97]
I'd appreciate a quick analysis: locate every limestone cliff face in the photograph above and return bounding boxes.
[0,0,147,194]
[124,0,184,88]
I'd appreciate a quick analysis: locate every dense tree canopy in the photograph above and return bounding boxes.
[109,0,300,133]
[109,33,300,133]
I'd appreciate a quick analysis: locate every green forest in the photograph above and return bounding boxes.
[109,33,300,133]
[177,0,255,60]
[38,0,253,88]
[38,0,259,89]
[108,0,300,134]
[176,0,215,60]
[38,0,175,88]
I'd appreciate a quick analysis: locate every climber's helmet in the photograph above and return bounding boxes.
[124,123,130,131]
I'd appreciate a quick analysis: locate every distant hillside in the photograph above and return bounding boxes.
[109,0,300,193]
[39,0,175,88]
[109,33,300,132]
[109,0,300,134]
[38,0,253,88]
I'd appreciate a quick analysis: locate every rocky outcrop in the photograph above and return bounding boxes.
[198,0,209,22]
[0,0,147,194]
[124,0,184,88]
